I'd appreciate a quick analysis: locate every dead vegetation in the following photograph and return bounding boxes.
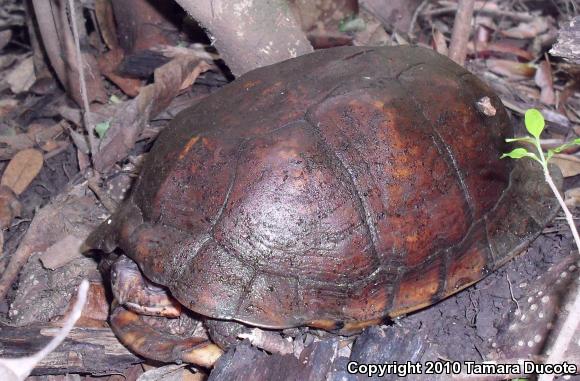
[0,0,578,380]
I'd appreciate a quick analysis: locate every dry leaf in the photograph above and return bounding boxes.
[0,182,106,300]
[551,154,580,177]
[0,99,18,117]
[0,30,12,50]
[0,123,65,160]
[41,139,60,153]
[93,57,210,172]
[501,17,549,39]
[94,0,118,50]
[6,57,35,94]
[0,186,21,229]
[486,59,536,79]
[542,109,571,128]
[56,281,109,326]
[432,28,448,55]
[97,48,141,97]
[1,149,44,195]
[39,235,84,270]
[565,187,580,208]
[534,60,555,105]
[470,42,534,60]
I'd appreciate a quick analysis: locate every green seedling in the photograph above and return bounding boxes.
[502,108,580,381]
[502,108,580,166]
[95,120,111,139]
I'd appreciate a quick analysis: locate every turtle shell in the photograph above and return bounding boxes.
[88,46,559,331]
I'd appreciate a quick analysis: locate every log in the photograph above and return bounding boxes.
[550,16,580,64]
[174,0,313,76]
[0,324,141,376]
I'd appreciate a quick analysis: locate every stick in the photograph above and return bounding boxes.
[0,280,89,380]
[422,5,534,22]
[0,324,141,376]
[67,0,97,158]
[449,0,475,66]
[173,0,313,76]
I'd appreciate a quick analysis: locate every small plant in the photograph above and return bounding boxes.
[502,108,580,381]
[501,108,580,247]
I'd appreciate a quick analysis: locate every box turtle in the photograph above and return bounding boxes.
[86,45,560,367]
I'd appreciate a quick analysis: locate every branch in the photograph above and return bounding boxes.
[449,0,475,66]
[173,0,313,76]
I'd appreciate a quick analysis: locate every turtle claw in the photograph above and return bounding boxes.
[110,306,223,367]
[111,255,182,318]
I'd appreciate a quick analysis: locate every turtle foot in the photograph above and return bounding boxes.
[110,306,223,367]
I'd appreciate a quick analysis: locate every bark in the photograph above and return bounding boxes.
[449,0,475,66]
[550,16,580,64]
[0,325,141,376]
[174,0,313,76]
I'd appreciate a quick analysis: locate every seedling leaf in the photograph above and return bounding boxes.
[524,109,544,138]
[95,121,111,139]
[501,148,538,161]
[552,138,580,154]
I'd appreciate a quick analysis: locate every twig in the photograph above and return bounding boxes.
[408,0,429,36]
[30,1,66,81]
[173,0,313,76]
[505,273,520,312]
[449,0,475,66]
[0,280,88,381]
[67,0,97,158]
[422,5,534,21]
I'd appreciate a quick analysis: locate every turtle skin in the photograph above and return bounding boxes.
[87,45,560,361]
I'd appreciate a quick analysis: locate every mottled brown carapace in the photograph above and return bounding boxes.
[88,46,559,334]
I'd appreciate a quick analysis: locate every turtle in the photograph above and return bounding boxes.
[86,45,561,367]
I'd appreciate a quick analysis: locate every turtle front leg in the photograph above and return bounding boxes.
[110,306,223,367]
[109,255,223,367]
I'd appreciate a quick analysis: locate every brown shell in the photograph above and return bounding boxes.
[87,46,559,330]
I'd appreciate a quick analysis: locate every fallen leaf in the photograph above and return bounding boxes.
[534,60,555,105]
[97,48,141,97]
[0,99,18,118]
[6,56,35,94]
[359,0,421,33]
[0,29,12,50]
[565,187,580,207]
[93,56,210,172]
[56,280,109,327]
[0,186,21,229]
[0,123,65,160]
[501,17,549,39]
[0,182,106,300]
[432,28,448,55]
[469,42,534,60]
[551,153,580,177]
[40,139,60,153]
[542,109,571,128]
[94,0,118,50]
[1,149,44,195]
[39,235,84,270]
[486,59,536,79]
